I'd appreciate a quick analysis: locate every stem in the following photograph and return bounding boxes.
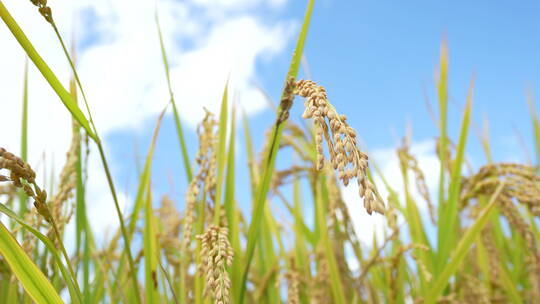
[49,215,83,303]
[50,23,96,130]
[50,21,142,304]
[96,143,141,304]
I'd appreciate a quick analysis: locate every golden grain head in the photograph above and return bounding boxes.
[289,80,385,215]
[197,224,234,304]
[29,0,53,23]
[0,147,36,186]
[0,147,52,222]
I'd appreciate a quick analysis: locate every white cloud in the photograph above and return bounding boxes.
[190,0,262,8]
[188,0,286,11]
[0,0,294,239]
[268,0,287,8]
[167,16,292,126]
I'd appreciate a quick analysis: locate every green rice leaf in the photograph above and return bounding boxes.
[425,182,504,304]
[0,205,77,304]
[316,176,346,303]
[435,41,449,275]
[155,9,192,182]
[144,184,160,304]
[224,105,242,302]
[18,59,29,216]
[436,77,474,273]
[238,1,314,302]
[212,82,229,224]
[0,221,63,304]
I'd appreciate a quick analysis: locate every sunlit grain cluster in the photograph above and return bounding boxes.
[0,1,539,304]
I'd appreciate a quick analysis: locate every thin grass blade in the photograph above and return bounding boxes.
[212,82,229,224]
[425,182,504,304]
[0,204,81,303]
[155,9,192,181]
[238,1,314,302]
[436,77,474,273]
[144,184,160,304]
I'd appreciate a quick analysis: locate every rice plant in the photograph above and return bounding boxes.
[1,1,539,303]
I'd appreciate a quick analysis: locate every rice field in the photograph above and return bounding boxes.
[1,1,540,303]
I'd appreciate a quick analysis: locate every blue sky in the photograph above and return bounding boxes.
[2,0,539,241]
[99,0,540,242]
[294,0,539,156]
[121,1,539,192]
